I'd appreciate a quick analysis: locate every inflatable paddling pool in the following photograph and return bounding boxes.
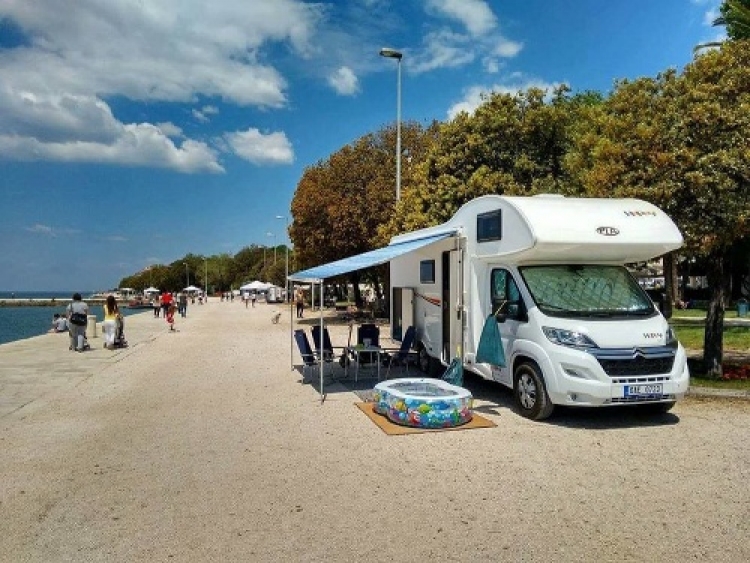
[373,378,473,428]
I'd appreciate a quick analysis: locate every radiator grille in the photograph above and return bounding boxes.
[597,356,675,377]
[589,345,677,378]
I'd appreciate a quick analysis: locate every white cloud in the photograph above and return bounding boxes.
[156,122,183,138]
[409,1,522,75]
[492,38,523,58]
[0,88,222,173]
[193,105,220,123]
[426,0,497,36]
[447,78,563,119]
[328,66,360,95]
[224,128,294,165]
[0,0,323,107]
[24,224,79,237]
[26,224,55,236]
[410,29,477,73]
[0,0,321,170]
[192,109,209,123]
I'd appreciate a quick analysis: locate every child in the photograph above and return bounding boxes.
[166,303,176,331]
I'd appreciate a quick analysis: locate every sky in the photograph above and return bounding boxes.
[0,0,727,292]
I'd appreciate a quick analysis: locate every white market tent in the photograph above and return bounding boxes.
[184,285,202,292]
[288,232,454,402]
[144,286,159,294]
[239,280,272,291]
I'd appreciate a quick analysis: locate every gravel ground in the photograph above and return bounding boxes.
[0,302,748,562]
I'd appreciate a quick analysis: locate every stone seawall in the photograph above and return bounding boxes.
[0,298,111,307]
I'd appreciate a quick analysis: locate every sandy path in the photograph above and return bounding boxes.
[0,301,748,562]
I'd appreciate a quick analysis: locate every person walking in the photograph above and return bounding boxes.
[179,292,188,318]
[295,287,305,319]
[66,293,89,352]
[161,291,173,318]
[102,295,120,350]
[251,292,257,308]
[166,303,177,331]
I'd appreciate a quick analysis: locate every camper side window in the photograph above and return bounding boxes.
[420,260,436,284]
[491,269,524,320]
[477,210,502,242]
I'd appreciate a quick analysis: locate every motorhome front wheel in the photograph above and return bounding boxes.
[514,361,554,421]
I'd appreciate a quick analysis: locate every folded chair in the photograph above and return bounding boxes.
[294,329,327,382]
[383,325,418,379]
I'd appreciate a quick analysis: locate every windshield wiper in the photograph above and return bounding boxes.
[536,301,576,314]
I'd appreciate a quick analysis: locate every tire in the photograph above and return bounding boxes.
[514,361,555,421]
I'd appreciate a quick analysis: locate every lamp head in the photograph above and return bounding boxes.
[379,47,403,60]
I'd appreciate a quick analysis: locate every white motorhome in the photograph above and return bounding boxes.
[389,194,689,420]
[266,286,286,303]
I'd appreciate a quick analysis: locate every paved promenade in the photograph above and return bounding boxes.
[1,301,748,562]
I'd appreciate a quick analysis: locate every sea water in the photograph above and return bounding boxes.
[0,292,143,346]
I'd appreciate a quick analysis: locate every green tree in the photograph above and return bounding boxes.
[382,86,597,239]
[566,42,750,376]
[290,122,435,305]
[714,0,750,40]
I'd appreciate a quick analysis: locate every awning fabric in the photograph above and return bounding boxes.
[289,232,454,283]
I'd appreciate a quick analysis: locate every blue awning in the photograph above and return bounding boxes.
[289,232,455,283]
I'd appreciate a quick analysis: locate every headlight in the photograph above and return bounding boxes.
[542,327,599,349]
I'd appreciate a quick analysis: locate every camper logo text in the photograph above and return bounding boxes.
[595,227,620,236]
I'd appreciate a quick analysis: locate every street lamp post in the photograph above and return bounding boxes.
[203,258,208,302]
[267,232,276,264]
[379,47,403,201]
[183,262,189,289]
[276,215,290,303]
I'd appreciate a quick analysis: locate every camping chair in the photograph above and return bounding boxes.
[294,329,328,382]
[311,325,342,364]
[383,325,418,379]
[355,323,380,365]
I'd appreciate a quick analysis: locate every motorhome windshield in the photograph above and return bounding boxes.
[520,265,656,318]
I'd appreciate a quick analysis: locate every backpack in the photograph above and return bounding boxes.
[70,312,88,326]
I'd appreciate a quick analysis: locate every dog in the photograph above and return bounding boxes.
[271,312,282,324]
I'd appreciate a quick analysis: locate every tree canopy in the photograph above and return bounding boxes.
[119,245,290,294]
[714,0,750,40]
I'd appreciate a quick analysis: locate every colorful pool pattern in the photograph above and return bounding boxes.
[373,378,473,428]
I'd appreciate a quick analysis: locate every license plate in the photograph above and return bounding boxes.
[624,384,663,397]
